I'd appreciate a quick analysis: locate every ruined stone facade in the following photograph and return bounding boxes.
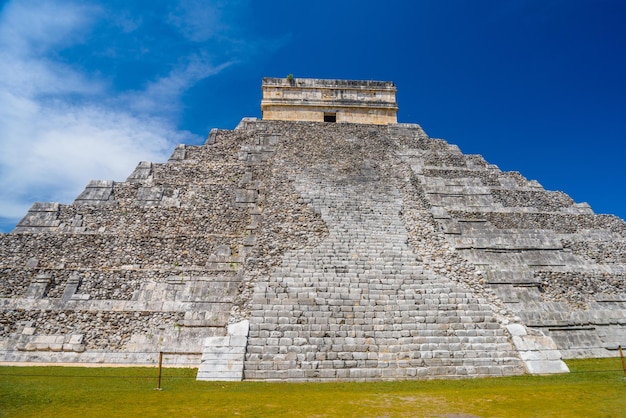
[1,80,625,381]
[261,77,398,125]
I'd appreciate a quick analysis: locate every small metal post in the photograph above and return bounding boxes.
[619,346,626,379]
[156,351,164,390]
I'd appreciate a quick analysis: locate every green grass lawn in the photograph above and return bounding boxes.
[0,358,624,417]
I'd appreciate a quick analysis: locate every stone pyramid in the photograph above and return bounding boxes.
[1,78,625,381]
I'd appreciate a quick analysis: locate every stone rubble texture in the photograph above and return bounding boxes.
[1,117,625,380]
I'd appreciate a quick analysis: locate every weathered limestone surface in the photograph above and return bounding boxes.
[1,116,624,379]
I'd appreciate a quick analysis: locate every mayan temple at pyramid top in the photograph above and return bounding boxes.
[261,77,398,124]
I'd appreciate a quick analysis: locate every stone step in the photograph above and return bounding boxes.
[245,164,529,380]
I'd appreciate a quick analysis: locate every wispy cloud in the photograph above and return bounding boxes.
[0,0,261,231]
[121,54,234,116]
[167,0,225,42]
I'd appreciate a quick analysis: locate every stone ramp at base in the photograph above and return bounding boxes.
[197,320,249,381]
[244,163,527,381]
[507,324,569,374]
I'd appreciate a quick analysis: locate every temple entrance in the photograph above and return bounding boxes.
[324,112,336,123]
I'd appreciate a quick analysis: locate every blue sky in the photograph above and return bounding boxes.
[0,0,625,232]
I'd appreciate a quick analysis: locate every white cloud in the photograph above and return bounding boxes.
[0,0,97,54]
[0,0,245,230]
[0,86,195,219]
[0,101,190,206]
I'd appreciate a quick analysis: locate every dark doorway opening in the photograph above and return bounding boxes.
[324,112,337,123]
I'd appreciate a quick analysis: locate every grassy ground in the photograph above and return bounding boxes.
[0,358,624,417]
